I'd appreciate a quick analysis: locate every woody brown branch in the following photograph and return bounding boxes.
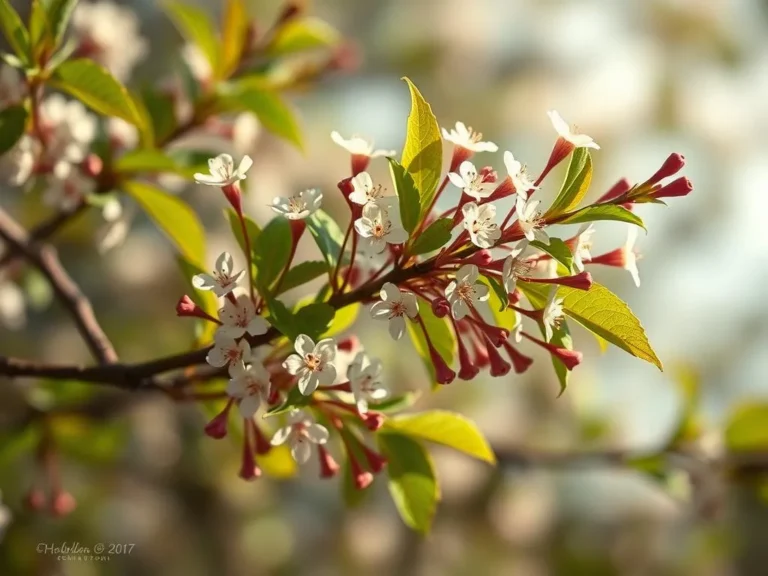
[0,206,118,365]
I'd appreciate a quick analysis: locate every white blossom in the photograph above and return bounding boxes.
[43,162,95,211]
[347,352,387,414]
[370,282,418,340]
[206,334,252,374]
[502,241,532,295]
[227,361,271,419]
[571,224,595,273]
[108,117,139,149]
[445,264,490,320]
[217,294,269,339]
[270,409,329,464]
[1,136,38,186]
[71,0,148,82]
[349,171,394,207]
[331,131,395,158]
[354,203,408,254]
[271,188,322,220]
[503,151,538,199]
[283,335,337,395]
[462,202,500,249]
[441,122,497,153]
[232,113,261,154]
[516,194,549,245]
[542,287,565,342]
[39,94,97,163]
[192,252,244,297]
[448,161,494,201]
[547,110,600,150]
[96,202,133,254]
[624,227,641,287]
[181,43,212,82]
[0,276,26,330]
[194,153,253,187]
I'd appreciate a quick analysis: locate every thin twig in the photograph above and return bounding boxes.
[0,207,118,364]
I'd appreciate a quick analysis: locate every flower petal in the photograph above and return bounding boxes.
[271,426,292,446]
[282,354,304,375]
[305,423,329,444]
[298,371,319,395]
[294,334,315,357]
[291,439,311,464]
[238,395,261,419]
[389,315,405,340]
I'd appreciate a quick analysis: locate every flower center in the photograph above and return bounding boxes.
[245,379,263,396]
[509,257,533,279]
[225,348,242,362]
[389,301,406,318]
[214,271,233,286]
[288,197,307,213]
[304,353,322,372]
[457,283,474,302]
[372,221,388,238]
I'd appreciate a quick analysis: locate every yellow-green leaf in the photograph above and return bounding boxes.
[386,410,496,464]
[221,0,249,76]
[400,78,442,217]
[51,59,144,127]
[267,17,340,56]
[0,0,30,62]
[545,148,593,218]
[165,1,221,75]
[124,181,206,269]
[322,302,359,337]
[378,432,439,534]
[725,402,768,453]
[520,280,662,370]
[114,149,180,174]
[558,204,646,231]
[0,105,28,155]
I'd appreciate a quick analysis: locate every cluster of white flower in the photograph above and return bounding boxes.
[0,490,10,542]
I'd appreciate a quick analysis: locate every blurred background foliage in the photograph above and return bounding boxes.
[2,0,768,574]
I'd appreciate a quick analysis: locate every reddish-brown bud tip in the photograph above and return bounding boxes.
[354,471,374,490]
[204,402,232,439]
[504,342,534,374]
[469,249,494,267]
[598,178,632,203]
[652,176,693,199]
[553,348,583,371]
[557,271,593,291]
[338,335,361,353]
[508,289,522,305]
[176,294,197,316]
[361,445,388,474]
[363,412,385,431]
[253,425,272,455]
[221,183,243,215]
[81,154,102,178]
[431,298,450,318]
[479,166,497,184]
[24,488,47,512]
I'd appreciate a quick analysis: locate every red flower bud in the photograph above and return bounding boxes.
[536,137,574,186]
[457,336,479,380]
[429,342,456,384]
[361,444,388,474]
[479,166,497,184]
[363,411,385,431]
[651,176,693,199]
[253,423,272,455]
[508,289,522,305]
[469,249,494,267]
[24,488,47,512]
[221,183,243,216]
[204,400,233,439]
[431,298,450,318]
[484,335,511,377]
[50,491,77,517]
[502,341,534,374]
[81,154,102,178]
[176,295,219,323]
[597,178,632,203]
[239,424,261,481]
[318,445,340,478]
[522,332,582,371]
[645,153,685,187]
[476,322,509,348]
[338,335,360,353]
[349,456,374,490]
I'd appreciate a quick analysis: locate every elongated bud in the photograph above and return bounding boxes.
[457,335,479,381]
[651,176,693,199]
[508,289,522,305]
[176,295,220,323]
[476,322,509,348]
[361,444,388,474]
[221,183,243,216]
[253,423,272,455]
[469,249,493,267]
[50,491,77,517]
[239,426,261,481]
[318,445,340,478]
[645,153,685,187]
[483,335,511,377]
[204,399,233,439]
[349,454,374,490]
[490,176,515,200]
[522,332,583,371]
[471,338,490,368]
[597,178,632,203]
[363,411,385,431]
[522,271,592,291]
[502,341,534,374]
[429,341,456,384]
[536,137,573,186]
[479,166,497,184]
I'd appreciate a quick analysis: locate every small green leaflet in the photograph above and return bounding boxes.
[410,218,452,256]
[266,17,340,55]
[558,204,646,230]
[114,149,180,174]
[530,238,575,274]
[545,148,593,218]
[306,209,346,278]
[378,432,439,534]
[220,0,249,77]
[45,0,79,48]
[266,298,333,342]
[0,105,27,155]
[0,0,30,62]
[388,158,421,234]
[165,1,221,75]
[252,217,291,291]
[265,385,312,417]
[400,78,442,217]
[277,260,327,294]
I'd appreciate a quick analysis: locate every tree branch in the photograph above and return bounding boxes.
[0,206,118,364]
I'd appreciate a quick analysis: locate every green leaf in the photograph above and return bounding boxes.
[277,260,327,294]
[369,391,420,414]
[265,384,312,417]
[483,275,508,312]
[306,209,346,278]
[530,238,574,274]
[45,0,79,48]
[558,204,646,230]
[386,410,496,464]
[114,149,180,174]
[0,105,28,156]
[400,78,442,217]
[252,217,292,291]
[218,80,302,149]
[295,302,335,341]
[389,158,421,234]
[520,280,662,370]
[221,0,249,76]
[141,88,178,144]
[725,402,768,452]
[321,302,358,338]
[546,319,574,396]
[267,17,340,55]
[406,296,455,384]
[545,148,593,218]
[0,0,30,62]
[123,181,206,269]
[378,432,439,533]
[410,218,452,256]
[51,59,143,127]
[165,1,221,75]
[28,0,49,56]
